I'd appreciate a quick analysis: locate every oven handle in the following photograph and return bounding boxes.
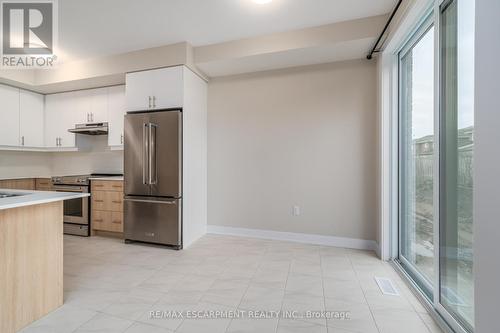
[53,186,89,193]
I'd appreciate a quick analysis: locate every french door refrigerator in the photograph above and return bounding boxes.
[124,109,182,249]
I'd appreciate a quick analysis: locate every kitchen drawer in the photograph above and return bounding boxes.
[107,191,123,211]
[92,210,123,233]
[92,180,123,192]
[110,211,124,232]
[91,191,122,212]
[91,210,108,231]
[35,178,52,191]
[91,191,106,210]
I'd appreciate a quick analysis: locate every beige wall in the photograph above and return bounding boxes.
[208,60,378,241]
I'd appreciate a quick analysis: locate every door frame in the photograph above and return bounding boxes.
[379,0,473,332]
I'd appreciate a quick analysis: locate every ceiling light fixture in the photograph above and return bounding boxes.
[252,0,272,4]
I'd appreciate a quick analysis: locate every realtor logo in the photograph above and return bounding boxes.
[1,0,57,68]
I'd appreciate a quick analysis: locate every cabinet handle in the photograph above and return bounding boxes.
[148,96,152,108]
[91,113,94,122]
[112,220,121,224]
[112,200,122,204]
[87,113,89,122]
[120,134,123,144]
[21,136,24,146]
[152,96,156,108]
[94,200,104,203]
[59,138,62,146]
[94,219,103,222]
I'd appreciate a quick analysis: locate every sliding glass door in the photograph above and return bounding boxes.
[439,0,474,330]
[399,18,435,298]
[397,0,474,332]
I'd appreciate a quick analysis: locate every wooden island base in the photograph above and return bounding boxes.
[0,201,63,333]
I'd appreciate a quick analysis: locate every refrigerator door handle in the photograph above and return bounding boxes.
[148,123,158,185]
[124,198,177,205]
[142,123,149,185]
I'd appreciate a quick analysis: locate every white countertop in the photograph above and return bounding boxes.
[89,176,124,181]
[0,189,90,211]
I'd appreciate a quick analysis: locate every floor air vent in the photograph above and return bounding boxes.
[375,277,400,296]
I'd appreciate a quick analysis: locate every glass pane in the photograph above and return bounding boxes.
[440,0,474,329]
[400,25,435,296]
[65,197,83,217]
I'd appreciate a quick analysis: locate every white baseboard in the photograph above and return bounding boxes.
[374,241,381,258]
[207,225,378,252]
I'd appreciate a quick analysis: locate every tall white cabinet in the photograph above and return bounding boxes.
[125,65,207,248]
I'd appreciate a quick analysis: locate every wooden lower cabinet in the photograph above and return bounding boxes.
[91,180,124,235]
[0,178,36,190]
[0,178,53,191]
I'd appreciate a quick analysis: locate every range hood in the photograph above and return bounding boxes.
[68,122,109,135]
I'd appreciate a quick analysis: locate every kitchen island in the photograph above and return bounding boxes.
[0,189,90,333]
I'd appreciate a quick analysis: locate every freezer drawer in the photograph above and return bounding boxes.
[124,196,182,248]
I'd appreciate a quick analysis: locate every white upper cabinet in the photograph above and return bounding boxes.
[68,88,108,124]
[125,70,152,111]
[107,85,126,147]
[0,85,20,146]
[71,90,91,124]
[126,66,184,112]
[88,87,108,123]
[19,90,44,147]
[0,84,127,151]
[45,92,76,148]
[152,66,184,109]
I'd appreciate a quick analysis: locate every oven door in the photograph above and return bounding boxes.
[53,185,89,225]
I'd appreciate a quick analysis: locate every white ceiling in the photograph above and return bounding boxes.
[58,0,396,62]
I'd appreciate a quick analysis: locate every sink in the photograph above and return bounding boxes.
[0,192,26,199]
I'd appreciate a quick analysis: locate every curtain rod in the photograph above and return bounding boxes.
[367,0,403,60]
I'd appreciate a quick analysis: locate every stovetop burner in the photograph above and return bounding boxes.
[52,173,122,186]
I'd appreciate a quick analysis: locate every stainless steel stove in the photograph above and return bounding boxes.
[52,175,91,236]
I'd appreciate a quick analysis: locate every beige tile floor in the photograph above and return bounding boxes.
[20,235,443,333]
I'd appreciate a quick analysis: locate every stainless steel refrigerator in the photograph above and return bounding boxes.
[124,109,182,249]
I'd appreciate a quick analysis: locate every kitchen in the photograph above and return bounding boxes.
[0,63,207,333]
[0,0,493,333]
[0,64,206,245]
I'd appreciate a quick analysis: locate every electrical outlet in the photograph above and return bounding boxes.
[292,205,301,216]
